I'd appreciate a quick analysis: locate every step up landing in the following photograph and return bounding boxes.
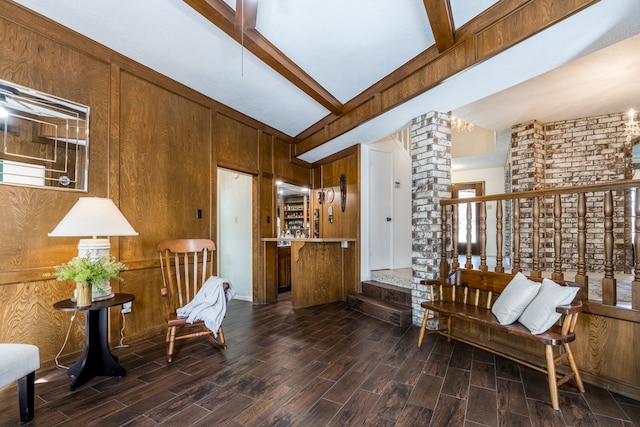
[346,281,412,327]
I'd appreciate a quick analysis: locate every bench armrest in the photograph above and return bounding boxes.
[420,278,450,286]
[556,296,583,315]
[420,269,459,286]
[555,282,583,315]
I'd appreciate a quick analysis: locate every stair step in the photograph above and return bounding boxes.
[346,293,412,327]
[370,269,412,288]
[361,281,411,307]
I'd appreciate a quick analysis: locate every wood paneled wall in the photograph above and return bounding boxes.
[0,1,314,368]
[318,147,360,240]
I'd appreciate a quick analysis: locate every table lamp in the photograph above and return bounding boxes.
[49,197,138,299]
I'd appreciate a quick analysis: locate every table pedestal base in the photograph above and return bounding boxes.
[67,308,126,390]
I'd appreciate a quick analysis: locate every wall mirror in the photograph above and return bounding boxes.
[0,79,89,191]
[276,182,311,241]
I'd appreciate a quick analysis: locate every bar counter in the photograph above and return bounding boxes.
[261,238,358,308]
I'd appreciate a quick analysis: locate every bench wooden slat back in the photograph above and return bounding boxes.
[452,269,543,294]
[437,268,581,333]
[423,270,583,337]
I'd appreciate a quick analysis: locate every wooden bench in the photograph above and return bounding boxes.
[417,269,584,410]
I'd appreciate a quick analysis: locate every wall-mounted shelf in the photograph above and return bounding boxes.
[281,195,309,236]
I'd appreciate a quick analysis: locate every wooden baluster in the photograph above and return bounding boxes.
[531,196,541,278]
[602,190,617,305]
[465,202,473,269]
[575,192,589,301]
[634,188,640,309]
[495,200,504,273]
[552,194,564,281]
[452,203,459,270]
[513,199,521,274]
[479,202,487,271]
[440,205,450,278]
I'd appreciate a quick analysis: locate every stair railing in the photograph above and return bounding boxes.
[440,179,640,314]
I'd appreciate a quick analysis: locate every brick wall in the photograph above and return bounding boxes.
[510,113,633,272]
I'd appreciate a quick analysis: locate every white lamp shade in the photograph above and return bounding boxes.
[49,197,138,237]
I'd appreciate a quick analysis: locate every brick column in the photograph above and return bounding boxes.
[511,120,545,192]
[510,120,545,272]
[411,111,451,326]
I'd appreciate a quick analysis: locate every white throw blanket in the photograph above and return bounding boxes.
[176,276,235,338]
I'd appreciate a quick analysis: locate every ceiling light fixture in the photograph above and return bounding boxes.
[450,114,474,132]
[625,109,640,142]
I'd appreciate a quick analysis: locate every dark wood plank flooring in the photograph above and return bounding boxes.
[1,292,639,426]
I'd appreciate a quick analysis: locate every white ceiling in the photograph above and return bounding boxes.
[10,0,640,168]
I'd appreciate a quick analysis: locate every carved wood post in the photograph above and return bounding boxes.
[465,202,473,269]
[602,190,617,305]
[552,194,564,281]
[531,196,541,278]
[575,192,589,301]
[634,188,640,309]
[513,198,521,274]
[452,204,459,270]
[480,202,487,271]
[440,204,450,278]
[495,200,504,273]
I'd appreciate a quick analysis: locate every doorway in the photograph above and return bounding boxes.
[369,149,393,270]
[453,182,484,255]
[217,168,253,301]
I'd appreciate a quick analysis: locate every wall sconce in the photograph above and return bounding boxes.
[625,109,640,142]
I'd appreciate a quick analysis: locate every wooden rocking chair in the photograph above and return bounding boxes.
[157,239,227,363]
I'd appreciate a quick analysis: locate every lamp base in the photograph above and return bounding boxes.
[70,293,115,304]
[77,238,111,260]
[92,293,115,302]
[77,238,114,299]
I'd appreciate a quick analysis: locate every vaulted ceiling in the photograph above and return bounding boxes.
[10,0,640,167]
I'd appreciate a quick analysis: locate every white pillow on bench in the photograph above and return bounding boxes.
[491,272,541,325]
[519,278,580,334]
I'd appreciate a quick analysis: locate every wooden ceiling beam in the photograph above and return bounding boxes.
[183,0,343,115]
[293,0,601,157]
[423,0,455,53]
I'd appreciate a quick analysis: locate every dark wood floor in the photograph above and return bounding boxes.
[1,293,639,426]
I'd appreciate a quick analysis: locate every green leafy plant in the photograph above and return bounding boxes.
[46,255,127,293]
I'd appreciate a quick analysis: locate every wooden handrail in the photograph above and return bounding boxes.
[440,179,640,205]
[439,179,640,311]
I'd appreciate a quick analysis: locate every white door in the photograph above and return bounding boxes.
[369,149,393,270]
[217,169,253,301]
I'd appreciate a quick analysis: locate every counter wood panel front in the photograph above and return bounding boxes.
[260,239,357,307]
[291,240,357,308]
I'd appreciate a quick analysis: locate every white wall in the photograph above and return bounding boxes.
[452,166,505,256]
[217,169,253,301]
[361,138,505,277]
[361,137,412,279]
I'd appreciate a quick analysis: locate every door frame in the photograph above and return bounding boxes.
[452,182,484,255]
